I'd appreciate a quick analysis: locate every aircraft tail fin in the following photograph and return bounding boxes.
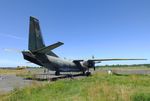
[29,16,45,51]
[28,16,62,57]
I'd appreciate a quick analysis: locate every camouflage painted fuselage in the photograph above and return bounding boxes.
[22,51,87,72]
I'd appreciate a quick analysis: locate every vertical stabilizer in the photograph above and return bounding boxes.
[29,16,45,51]
[28,16,59,57]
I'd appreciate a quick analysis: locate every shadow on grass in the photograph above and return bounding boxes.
[113,72,129,76]
[24,73,87,81]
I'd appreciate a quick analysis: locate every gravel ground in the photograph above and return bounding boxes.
[0,74,32,94]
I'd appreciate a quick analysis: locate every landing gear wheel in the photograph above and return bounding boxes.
[82,71,85,75]
[85,72,91,76]
[55,71,60,76]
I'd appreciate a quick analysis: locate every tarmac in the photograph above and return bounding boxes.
[0,74,32,94]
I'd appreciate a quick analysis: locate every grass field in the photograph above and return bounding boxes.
[1,72,150,101]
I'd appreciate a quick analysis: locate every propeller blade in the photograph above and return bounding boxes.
[94,66,95,71]
[92,55,95,59]
[93,61,96,71]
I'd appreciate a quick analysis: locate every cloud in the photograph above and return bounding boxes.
[0,59,35,67]
[0,33,24,40]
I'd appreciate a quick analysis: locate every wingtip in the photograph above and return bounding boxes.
[58,41,64,45]
[135,58,147,60]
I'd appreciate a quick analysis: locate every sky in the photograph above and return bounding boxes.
[0,0,150,67]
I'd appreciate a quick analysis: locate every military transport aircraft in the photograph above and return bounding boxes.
[22,16,146,76]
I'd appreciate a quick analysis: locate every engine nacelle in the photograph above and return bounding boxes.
[82,60,95,68]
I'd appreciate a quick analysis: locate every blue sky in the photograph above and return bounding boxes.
[0,0,150,67]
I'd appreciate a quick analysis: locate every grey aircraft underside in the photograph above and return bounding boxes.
[22,16,146,76]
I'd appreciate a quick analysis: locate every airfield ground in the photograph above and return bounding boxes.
[0,66,150,101]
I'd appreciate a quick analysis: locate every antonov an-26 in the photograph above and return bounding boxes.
[22,16,146,76]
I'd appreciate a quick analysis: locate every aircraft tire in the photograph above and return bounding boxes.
[55,71,60,76]
[85,72,91,76]
[82,71,85,75]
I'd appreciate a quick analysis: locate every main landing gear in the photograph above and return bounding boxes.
[82,71,91,76]
[86,71,91,76]
[55,71,60,76]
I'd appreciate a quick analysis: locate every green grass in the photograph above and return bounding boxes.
[1,73,150,101]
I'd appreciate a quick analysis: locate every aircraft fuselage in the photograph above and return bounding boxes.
[23,51,87,72]
[46,55,85,72]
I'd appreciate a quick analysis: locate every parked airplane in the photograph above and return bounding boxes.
[22,16,146,76]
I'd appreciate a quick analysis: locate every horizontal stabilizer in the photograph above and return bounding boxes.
[32,41,64,54]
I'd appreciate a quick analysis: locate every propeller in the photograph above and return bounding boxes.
[93,65,95,71]
[92,55,95,59]
[92,55,96,71]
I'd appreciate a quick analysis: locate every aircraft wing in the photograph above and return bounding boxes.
[88,58,147,62]
[73,58,146,63]
[73,60,84,62]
